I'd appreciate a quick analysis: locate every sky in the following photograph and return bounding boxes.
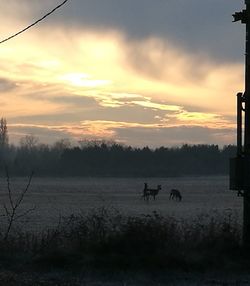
[0,0,246,147]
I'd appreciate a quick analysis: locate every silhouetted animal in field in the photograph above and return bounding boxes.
[169,189,182,201]
[148,185,161,200]
[142,184,161,201]
[142,183,149,201]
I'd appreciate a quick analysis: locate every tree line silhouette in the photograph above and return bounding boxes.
[0,139,236,177]
[0,117,237,177]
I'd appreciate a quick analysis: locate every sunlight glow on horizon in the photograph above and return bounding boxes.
[0,20,243,146]
[59,73,112,88]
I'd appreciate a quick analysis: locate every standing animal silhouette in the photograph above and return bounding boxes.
[169,189,182,201]
[148,185,161,200]
[142,184,161,201]
[142,183,149,201]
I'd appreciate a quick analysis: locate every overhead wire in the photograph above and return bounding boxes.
[0,0,69,44]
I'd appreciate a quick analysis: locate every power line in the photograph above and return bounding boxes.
[0,0,69,44]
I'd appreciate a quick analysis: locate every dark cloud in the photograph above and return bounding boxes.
[123,38,214,83]
[0,78,16,92]
[9,122,236,147]
[9,124,70,145]
[37,0,245,62]
[80,104,167,123]
[9,113,85,124]
[114,125,236,147]
[25,93,98,107]
[9,102,167,125]
[7,1,243,62]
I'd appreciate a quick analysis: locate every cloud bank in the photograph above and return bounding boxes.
[0,1,244,147]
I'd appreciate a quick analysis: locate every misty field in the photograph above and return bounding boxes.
[0,175,249,285]
[0,175,242,231]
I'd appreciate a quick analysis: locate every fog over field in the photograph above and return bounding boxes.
[0,176,242,232]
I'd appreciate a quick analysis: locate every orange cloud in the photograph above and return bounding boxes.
[0,21,241,145]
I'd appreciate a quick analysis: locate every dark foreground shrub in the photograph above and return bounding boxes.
[0,208,245,272]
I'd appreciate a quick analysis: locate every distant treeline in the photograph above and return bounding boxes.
[0,140,236,177]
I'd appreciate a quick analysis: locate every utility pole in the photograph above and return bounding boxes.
[231,0,250,248]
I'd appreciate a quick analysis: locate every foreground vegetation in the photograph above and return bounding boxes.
[0,208,248,282]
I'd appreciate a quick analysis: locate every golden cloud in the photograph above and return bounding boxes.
[0,22,241,145]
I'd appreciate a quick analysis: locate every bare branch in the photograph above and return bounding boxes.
[13,206,36,222]
[15,171,34,209]
[5,166,14,209]
[3,203,10,222]
[2,169,35,241]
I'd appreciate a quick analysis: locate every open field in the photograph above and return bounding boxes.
[0,175,242,231]
[0,175,248,285]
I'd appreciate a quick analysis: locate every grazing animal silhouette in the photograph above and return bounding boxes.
[169,189,182,201]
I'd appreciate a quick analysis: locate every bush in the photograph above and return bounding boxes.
[0,208,245,272]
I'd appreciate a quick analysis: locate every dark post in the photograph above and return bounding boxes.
[232,0,250,247]
[244,1,250,246]
[237,92,243,157]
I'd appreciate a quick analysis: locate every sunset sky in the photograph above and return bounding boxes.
[0,1,246,147]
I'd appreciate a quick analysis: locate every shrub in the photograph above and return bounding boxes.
[0,208,244,272]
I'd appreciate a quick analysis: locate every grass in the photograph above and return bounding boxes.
[1,208,250,285]
[0,207,246,274]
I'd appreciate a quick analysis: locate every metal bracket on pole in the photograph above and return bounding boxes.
[238,190,245,197]
[233,10,247,23]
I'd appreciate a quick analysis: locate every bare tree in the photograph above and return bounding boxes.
[78,139,116,149]
[2,167,35,241]
[53,138,71,152]
[20,134,38,150]
[0,118,8,150]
